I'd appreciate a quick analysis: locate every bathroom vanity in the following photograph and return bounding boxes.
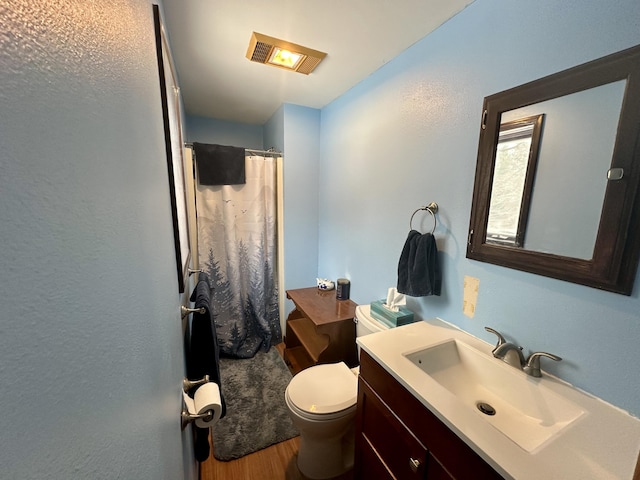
[355,319,640,479]
[355,349,501,479]
[283,287,358,375]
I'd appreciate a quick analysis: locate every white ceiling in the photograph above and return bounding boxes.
[161,0,474,125]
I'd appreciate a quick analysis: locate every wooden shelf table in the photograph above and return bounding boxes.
[283,287,358,375]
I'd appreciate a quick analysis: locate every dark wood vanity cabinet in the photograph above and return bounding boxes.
[354,351,503,480]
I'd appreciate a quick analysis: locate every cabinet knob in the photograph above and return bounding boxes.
[409,457,421,473]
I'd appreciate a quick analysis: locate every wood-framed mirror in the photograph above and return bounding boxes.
[467,44,640,295]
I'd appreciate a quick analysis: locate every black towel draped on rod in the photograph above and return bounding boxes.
[184,142,281,157]
[398,202,442,297]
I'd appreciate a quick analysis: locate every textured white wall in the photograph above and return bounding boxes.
[0,1,193,478]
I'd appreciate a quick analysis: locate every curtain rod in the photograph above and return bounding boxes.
[184,143,282,157]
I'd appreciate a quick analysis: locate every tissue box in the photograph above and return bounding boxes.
[370,300,416,328]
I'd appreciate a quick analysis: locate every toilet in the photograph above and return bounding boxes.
[284,304,390,479]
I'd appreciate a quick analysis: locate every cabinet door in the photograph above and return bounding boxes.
[359,438,395,480]
[358,351,503,480]
[358,378,428,479]
[426,455,454,480]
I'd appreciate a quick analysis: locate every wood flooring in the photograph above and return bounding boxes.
[200,434,304,480]
[200,433,354,480]
[199,344,354,480]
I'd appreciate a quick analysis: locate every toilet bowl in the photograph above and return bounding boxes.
[285,304,389,479]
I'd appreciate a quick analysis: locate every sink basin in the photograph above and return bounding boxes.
[404,339,584,452]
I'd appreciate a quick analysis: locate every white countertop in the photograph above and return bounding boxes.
[357,318,640,479]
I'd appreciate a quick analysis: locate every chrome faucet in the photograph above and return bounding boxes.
[493,342,526,366]
[484,327,562,377]
[523,352,562,378]
[485,327,525,368]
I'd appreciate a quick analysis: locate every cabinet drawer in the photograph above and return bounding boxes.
[358,377,427,479]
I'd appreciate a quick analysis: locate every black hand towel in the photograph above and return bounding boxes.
[397,230,442,297]
[193,142,245,185]
[187,277,226,415]
[186,276,226,462]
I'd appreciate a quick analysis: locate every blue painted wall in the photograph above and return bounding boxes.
[264,104,322,317]
[0,1,195,478]
[264,104,285,153]
[280,105,322,292]
[319,0,640,416]
[186,114,264,149]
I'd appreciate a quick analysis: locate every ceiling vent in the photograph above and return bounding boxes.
[246,32,326,75]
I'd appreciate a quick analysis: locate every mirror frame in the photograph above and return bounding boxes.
[467,44,640,295]
[153,4,191,293]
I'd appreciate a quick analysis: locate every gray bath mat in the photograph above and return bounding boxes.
[212,347,299,461]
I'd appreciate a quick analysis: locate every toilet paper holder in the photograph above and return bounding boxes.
[181,404,215,430]
[183,374,210,392]
[181,375,215,430]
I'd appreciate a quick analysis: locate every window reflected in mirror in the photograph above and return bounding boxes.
[487,115,544,247]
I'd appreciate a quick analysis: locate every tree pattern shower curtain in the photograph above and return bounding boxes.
[196,154,281,358]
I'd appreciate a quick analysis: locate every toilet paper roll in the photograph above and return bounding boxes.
[194,382,223,428]
[183,382,222,428]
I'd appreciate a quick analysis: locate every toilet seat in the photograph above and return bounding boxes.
[286,393,357,421]
[286,362,357,419]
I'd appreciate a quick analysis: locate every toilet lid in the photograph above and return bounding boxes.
[287,362,357,415]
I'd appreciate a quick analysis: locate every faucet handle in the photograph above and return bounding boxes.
[484,327,506,351]
[524,352,562,378]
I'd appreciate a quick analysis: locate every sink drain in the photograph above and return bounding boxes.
[476,402,496,416]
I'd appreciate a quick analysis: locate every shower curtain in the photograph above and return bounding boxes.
[196,154,281,358]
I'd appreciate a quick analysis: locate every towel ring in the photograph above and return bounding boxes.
[409,202,439,234]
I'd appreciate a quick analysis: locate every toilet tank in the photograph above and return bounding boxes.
[354,304,391,364]
[355,304,389,359]
[355,304,389,337]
